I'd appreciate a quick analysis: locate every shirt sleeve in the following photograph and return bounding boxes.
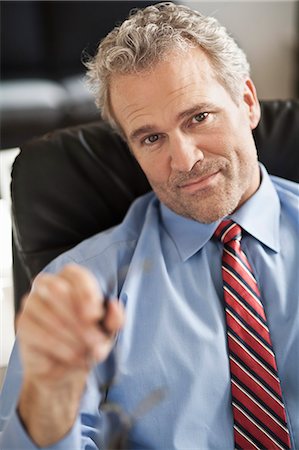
[0,337,118,450]
[0,339,80,450]
[0,241,122,449]
[0,410,82,450]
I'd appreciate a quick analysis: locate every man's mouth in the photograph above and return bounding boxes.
[178,170,221,193]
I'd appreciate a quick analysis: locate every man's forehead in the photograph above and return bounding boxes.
[110,49,215,113]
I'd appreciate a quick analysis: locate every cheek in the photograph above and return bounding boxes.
[228,144,258,194]
[202,130,235,160]
[137,154,171,186]
[235,133,258,167]
[218,128,254,166]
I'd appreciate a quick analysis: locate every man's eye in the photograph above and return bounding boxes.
[191,112,209,123]
[144,134,160,145]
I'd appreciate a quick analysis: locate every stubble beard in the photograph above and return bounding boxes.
[152,158,251,224]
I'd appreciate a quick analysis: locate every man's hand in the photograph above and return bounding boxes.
[16,264,124,447]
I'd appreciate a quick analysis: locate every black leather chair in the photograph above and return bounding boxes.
[11,99,299,315]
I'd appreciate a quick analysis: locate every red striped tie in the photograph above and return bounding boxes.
[215,219,291,450]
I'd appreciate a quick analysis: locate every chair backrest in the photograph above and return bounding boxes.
[11,99,299,313]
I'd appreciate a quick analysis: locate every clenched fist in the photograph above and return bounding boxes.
[16,264,124,447]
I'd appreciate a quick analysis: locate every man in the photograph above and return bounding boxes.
[0,2,298,449]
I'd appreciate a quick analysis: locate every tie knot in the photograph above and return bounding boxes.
[214,219,242,244]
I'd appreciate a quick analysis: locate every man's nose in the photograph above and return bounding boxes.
[169,134,204,172]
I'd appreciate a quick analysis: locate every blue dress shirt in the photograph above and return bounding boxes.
[0,165,298,449]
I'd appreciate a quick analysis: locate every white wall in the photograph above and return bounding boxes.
[0,149,19,369]
[183,1,298,99]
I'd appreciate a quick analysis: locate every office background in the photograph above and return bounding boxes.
[1,1,298,149]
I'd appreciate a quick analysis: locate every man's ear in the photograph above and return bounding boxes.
[243,78,261,130]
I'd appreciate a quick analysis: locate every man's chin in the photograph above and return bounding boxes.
[153,180,242,223]
[165,194,240,224]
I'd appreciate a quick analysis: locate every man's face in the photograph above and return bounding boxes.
[110,47,261,223]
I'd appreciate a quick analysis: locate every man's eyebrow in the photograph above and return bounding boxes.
[129,125,158,143]
[175,103,215,121]
[129,103,215,142]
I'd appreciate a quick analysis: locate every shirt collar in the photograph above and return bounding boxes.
[160,164,280,261]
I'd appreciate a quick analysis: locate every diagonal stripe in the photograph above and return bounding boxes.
[234,424,260,450]
[233,398,289,448]
[226,303,273,352]
[224,247,256,284]
[225,243,253,274]
[223,281,269,328]
[214,220,291,449]
[226,309,276,364]
[228,331,279,381]
[223,246,259,289]
[235,420,269,450]
[223,284,269,335]
[230,351,282,403]
[223,265,264,311]
[230,357,286,416]
[226,308,274,361]
[233,402,286,450]
[223,273,268,326]
[230,350,282,402]
[216,220,238,242]
[232,379,290,437]
[232,374,287,426]
[233,397,290,448]
[223,259,261,300]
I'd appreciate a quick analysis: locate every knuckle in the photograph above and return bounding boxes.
[47,277,70,297]
[63,346,83,365]
[60,265,100,299]
[60,263,89,280]
[32,273,71,304]
[32,272,51,289]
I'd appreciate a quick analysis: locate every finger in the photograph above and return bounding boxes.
[57,264,105,322]
[90,300,125,362]
[28,274,105,350]
[32,274,99,347]
[24,293,98,354]
[23,266,125,367]
[99,299,125,336]
[18,312,89,368]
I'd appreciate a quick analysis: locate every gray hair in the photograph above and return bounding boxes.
[85,2,250,133]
